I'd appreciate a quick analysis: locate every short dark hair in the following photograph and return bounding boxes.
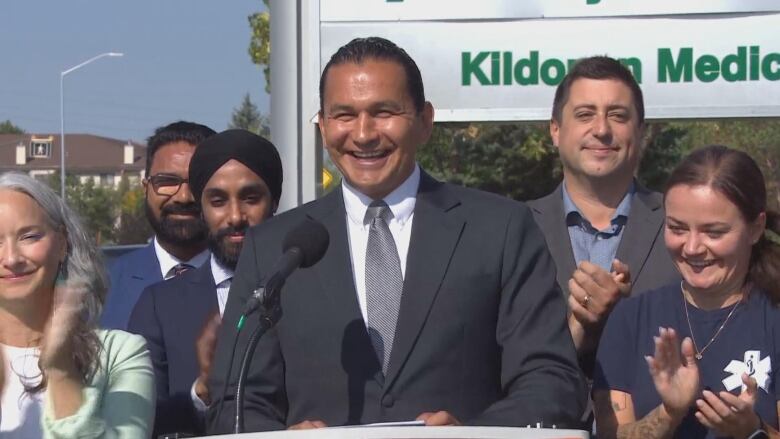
[665,145,780,303]
[319,37,426,113]
[145,121,216,174]
[551,56,644,125]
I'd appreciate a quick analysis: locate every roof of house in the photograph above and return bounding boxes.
[0,133,147,174]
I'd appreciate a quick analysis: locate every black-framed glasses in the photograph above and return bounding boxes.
[146,174,188,196]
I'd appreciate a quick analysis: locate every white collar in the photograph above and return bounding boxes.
[341,164,420,227]
[210,254,234,286]
[153,237,210,278]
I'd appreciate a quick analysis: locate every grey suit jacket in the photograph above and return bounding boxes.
[207,172,586,433]
[528,182,679,297]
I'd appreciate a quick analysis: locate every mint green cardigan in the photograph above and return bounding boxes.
[41,330,155,438]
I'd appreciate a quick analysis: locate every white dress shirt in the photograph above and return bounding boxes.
[342,164,420,324]
[153,237,209,280]
[210,255,233,317]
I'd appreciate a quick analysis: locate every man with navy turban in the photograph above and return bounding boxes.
[128,129,283,437]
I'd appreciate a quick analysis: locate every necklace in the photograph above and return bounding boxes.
[681,281,742,360]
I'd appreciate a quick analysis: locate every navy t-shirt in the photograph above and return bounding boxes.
[594,283,780,438]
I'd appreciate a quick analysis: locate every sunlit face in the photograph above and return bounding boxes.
[143,141,206,246]
[318,59,433,200]
[550,78,642,182]
[665,184,765,297]
[0,189,66,304]
[201,160,275,270]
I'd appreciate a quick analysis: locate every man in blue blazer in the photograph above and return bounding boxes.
[128,129,283,436]
[101,121,216,330]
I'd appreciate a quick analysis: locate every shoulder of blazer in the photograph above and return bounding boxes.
[527,183,564,215]
[632,183,664,212]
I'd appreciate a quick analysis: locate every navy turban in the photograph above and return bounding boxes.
[189,129,283,204]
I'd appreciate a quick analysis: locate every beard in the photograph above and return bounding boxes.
[207,223,248,271]
[145,201,207,247]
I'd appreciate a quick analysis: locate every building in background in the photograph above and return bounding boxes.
[0,133,146,186]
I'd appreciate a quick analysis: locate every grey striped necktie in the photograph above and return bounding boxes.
[365,200,403,374]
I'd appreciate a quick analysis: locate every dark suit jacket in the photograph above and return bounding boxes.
[128,262,219,436]
[206,172,586,433]
[101,243,163,330]
[528,182,679,298]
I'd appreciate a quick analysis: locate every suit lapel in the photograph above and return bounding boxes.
[384,173,464,389]
[531,185,577,295]
[615,186,664,291]
[186,262,220,312]
[130,243,163,282]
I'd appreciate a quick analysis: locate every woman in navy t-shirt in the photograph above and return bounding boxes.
[594,145,780,439]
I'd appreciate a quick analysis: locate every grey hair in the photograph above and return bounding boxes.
[0,173,107,321]
[0,172,107,390]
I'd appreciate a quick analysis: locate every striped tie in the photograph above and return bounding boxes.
[168,263,194,278]
[364,200,403,374]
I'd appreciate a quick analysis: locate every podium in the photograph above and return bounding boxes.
[207,426,588,438]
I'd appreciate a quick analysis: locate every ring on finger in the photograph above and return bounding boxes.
[582,294,591,308]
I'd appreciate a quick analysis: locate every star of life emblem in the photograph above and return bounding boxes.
[722,350,771,392]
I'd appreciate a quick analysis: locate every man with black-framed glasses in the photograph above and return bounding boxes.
[101,120,216,330]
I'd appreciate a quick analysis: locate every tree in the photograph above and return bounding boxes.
[229,93,270,137]
[418,122,562,201]
[115,175,154,245]
[248,0,271,93]
[46,173,117,245]
[0,119,24,134]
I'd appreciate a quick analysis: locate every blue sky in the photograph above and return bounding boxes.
[0,0,268,143]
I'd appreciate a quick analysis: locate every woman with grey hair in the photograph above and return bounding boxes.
[0,172,154,438]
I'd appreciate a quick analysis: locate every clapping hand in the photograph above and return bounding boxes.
[646,327,700,423]
[40,281,87,374]
[568,259,631,327]
[695,373,761,438]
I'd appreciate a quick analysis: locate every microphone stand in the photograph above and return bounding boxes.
[233,281,283,434]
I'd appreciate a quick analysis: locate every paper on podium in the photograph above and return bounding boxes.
[337,420,426,428]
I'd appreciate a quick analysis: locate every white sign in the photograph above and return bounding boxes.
[321,14,780,120]
[321,0,780,21]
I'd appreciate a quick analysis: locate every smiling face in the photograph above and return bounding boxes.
[0,189,66,305]
[665,184,764,298]
[550,78,642,184]
[201,160,275,270]
[143,140,206,247]
[318,59,433,200]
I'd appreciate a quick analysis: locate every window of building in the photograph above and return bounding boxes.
[30,136,54,158]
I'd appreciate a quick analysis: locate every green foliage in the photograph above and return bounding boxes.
[248,0,271,93]
[637,123,691,192]
[115,176,154,245]
[46,173,117,244]
[418,122,561,201]
[0,119,24,134]
[229,93,270,137]
[44,173,153,245]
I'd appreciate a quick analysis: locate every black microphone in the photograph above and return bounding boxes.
[241,219,329,319]
[232,219,329,433]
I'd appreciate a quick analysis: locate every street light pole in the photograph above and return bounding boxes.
[60,52,124,200]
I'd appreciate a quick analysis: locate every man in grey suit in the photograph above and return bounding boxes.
[206,37,585,433]
[529,56,679,366]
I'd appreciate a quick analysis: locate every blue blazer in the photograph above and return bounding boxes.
[128,261,220,437]
[101,243,163,330]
